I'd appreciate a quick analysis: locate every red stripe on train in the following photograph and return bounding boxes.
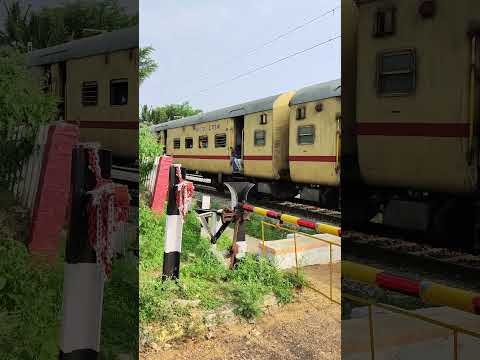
[174,155,230,160]
[288,156,336,162]
[243,155,273,160]
[356,123,469,137]
[68,121,139,130]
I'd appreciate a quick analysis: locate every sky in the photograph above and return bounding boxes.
[140,0,340,111]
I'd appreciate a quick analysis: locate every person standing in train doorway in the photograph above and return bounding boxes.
[230,146,242,173]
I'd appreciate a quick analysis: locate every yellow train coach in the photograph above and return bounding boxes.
[152,79,341,206]
[344,0,480,248]
[289,80,341,206]
[28,26,139,166]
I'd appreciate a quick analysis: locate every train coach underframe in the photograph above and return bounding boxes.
[187,169,339,208]
[355,186,480,251]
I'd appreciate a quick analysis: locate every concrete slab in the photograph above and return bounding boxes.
[343,306,480,360]
[257,233,341,269]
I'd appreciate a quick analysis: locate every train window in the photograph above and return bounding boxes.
[215,133,227,148]
[377,50,416,95]
[199,135,208,148]
[173,138,181,149]
[110,79,128,105]
[296,107,306,120]
[82,81,98,106]
[254,130,266,146]
[185,137,193,149]
[297,125,315,145]
[374,8,395,37]
[260,114,268,125]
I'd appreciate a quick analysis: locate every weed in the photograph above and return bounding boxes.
[0,236,63,359]
[231,282,265,319]
[101,254,139,358]
[139,203,308,346]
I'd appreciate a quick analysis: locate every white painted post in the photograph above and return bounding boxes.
[200,195,211,239]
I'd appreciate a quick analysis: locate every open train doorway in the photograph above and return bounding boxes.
[232,116,244,174]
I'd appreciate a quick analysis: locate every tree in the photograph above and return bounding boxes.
[0,0,138,51]
[139,46,158,84]
[0,48,58,187]
[139,125,162,185]
[0,1,32,47]
[140,102,202,124]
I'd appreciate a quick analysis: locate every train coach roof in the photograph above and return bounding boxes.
[290,78,341,106]
[27,26,138,66]
[151,94,280,131]
[151,78,341,132]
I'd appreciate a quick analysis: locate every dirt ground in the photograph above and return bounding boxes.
[141,264,341,360]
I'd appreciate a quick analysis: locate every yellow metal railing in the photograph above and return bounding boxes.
[343,293,480,360]
[260,221,341,305]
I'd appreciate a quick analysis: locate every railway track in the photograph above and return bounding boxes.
[342,228,480,291]
[192,183,341,226]
[193,181,480,288]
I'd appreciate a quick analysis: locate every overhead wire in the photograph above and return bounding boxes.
[176,35,340,102]
[194,5,340,82]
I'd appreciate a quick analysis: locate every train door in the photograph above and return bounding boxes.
[233,116,244,173]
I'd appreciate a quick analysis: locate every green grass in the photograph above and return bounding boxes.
[0,218,63,359]
[139,200,307,341]
[101,254,139,359]
[0,193,138,359]
[244,213,289,240]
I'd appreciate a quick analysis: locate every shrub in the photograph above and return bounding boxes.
[139,125,162,185]
[0,47,57,187]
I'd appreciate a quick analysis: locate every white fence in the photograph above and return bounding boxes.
[144,156,160,194]
[9,125,51,216]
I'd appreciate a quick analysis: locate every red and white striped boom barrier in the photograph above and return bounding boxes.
[342,261,480,315]
[241,203,341,236]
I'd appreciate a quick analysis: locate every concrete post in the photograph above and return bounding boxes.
[200,195,211,238]
[59,146,111,358]
[162,165,183,280]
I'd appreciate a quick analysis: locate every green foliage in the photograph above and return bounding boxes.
[243,213,289,241]
[0,238,63,359]
[0,47,57,187]
[0,0,138,50]
[139,200,165,272]
[139,46,158,84]
[101,255,139,358]
[139,203,307,334]
[231,282,264,319]
[140,102,202,124]
[139,125,163,185]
